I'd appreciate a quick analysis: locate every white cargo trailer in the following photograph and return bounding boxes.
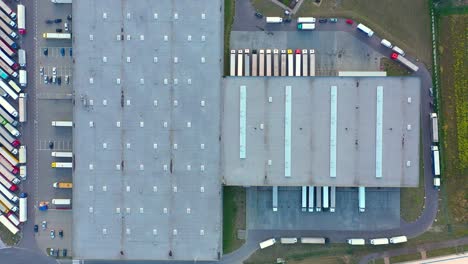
[51,121,73,127]
[259,238,276,249]
[266,17,282,23]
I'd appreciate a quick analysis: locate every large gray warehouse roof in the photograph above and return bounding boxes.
[223,77,420,187]
[72,0,222,260]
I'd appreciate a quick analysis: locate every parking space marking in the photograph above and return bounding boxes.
[38,139,72,151]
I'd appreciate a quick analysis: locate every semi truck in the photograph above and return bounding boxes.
[280,50,286,76]
[392,46,405,56]
[0,182,18,202]
[0,79,18,99]
[0,60,17,78]
[18,93,26,122]
[316,185,322,211]
[309,49,315,76]
[301,186,307,212]
[432,146,440,176]
[0,29,17,49]
[229,50,235,76]
[53,182,72,189]
[266,17,282,23]
[297,17,316,23]
[258,49,264,76]
[287,49,293,76]
[347,238,366,245]
[0,0,16,19]
[273,49,279,76]
[302,49,308,76]
[380,39,393,48]
[0,10,16,28]
[19,69,26,87]
[390,52,419,72]
[18,146,25,164]
[251,50,257,76]
[430,113,439,143]
[280,238,297,244]
[0,154,18,174]
[0,214,18,234]
[5,122,20,137]
[322,186,329,209]
[259,238,276,249]
[389,236,407,244]
[18,49,25,67]
[308,186,314,212]
[295,50,301,76]
[358,187,365,212]
[300,237,327,244]
[265,49,271,76]
[370,238,389,245]
[52,198,71,205]
[17,4,25,35]
[236,49,243,76]
[0,40,15,57]
[272,186,278,212]
[297,23,315,30]
[357,23,374,37]
[51,121,73,127]
[0,131,18,155]
[330,186,336,212]
[0,127,20,147]
[0,17,17,38]
[7,212,19,226]
[18,192,26,222]
[51,152,73,158]
[0,192,18,212]
[0,163,20,184]
[51,0,73,3]
[244,49,250,76]
[0,147,18,166]
[42,33,71,39]
[0,107,18,126]
[0,173,17,191]
[51,162,73,168]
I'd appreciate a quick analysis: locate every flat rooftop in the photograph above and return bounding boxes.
[223,77,420,187]
[72,0,222,260]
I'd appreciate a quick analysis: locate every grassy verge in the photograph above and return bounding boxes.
[400,132,425,222]
[223,186,246,254]
[380,57,411,76]
[389,252,421,263]
[438,14,468,235]
[427,246,460,258]
[252,0,432,64]
[0,224,21,246]
[223,0,235,76]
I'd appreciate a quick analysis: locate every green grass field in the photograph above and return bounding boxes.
[223,0,235,76]
[223,186,246,254]
[252,0,432,64]
[438,14,468,236]
[380,58,411,76]
[0,224,21,246]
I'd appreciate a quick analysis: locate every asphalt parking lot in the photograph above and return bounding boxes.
[32,0,73,257]
[247,187,400,231]
[230,31,382,75]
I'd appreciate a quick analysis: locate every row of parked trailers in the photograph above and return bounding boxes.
[273,186,367,213]
[0,0,28,235]
[230,48,316,77]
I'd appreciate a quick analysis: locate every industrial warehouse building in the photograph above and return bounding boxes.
[223,77,420,187]
[71,0,420,262]
[72,0,223,261]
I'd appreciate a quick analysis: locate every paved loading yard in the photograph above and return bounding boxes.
[72,0,222,260]
[247,187,400,231]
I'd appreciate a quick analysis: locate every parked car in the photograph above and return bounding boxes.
[44,75,48,84]
[40,67,44,76]
[57,76,61,85]
[52,67,57,75]
[54,19,62,23]
[59,230,63,238]
[52,76,56,84]
[50,230,55,239]
[62,248,67,257]
[49,141,54,149]
[69,48,72,56]
[45,20,53,24]
[65,75,69,84]
[34,225,38,232]
[43,48,48,56]
[254,11,263,18]
[49,248,55,256]
[319,18,327,23]
[42,221,47,230]
[55,28,63,33]
[330,18,338,23]
[346,19,353,25]
[60,48,65,56]
[67,14,72,20]
[284,17,292,23]
[64,23,69,32]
